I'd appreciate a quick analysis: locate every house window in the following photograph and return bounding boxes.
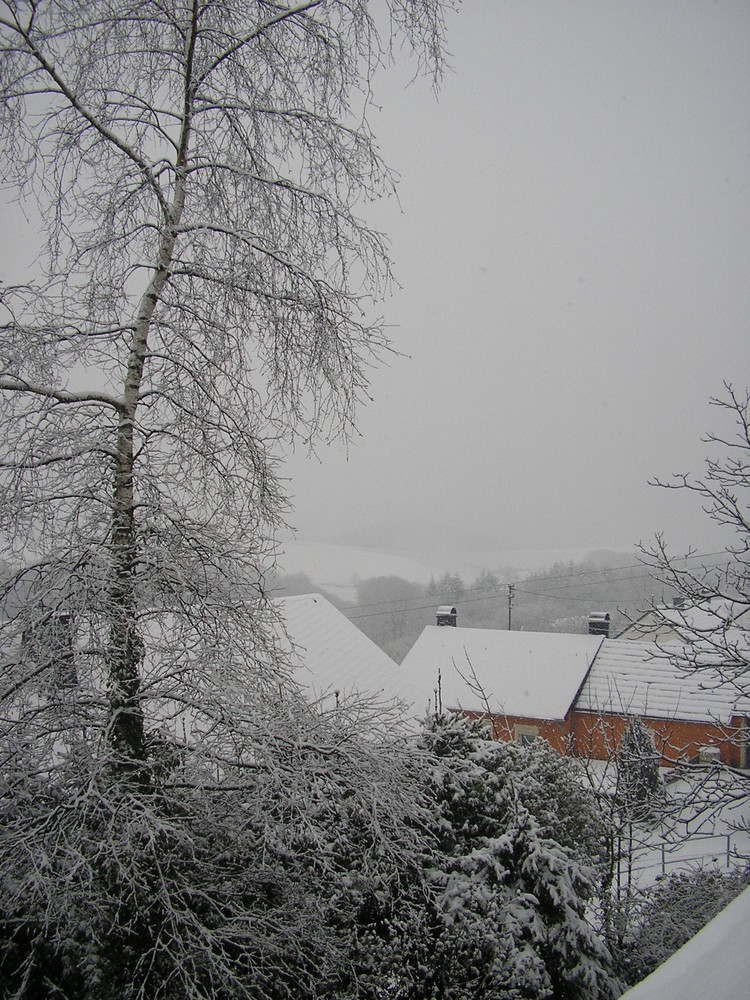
[515,724,539,746]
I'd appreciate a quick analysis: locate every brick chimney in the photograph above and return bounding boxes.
[436,605,458,627]
[587,612,610,637]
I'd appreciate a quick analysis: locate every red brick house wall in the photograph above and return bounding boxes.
[462,709,746,768]
[463,711,573,755]
[570,711,745,767]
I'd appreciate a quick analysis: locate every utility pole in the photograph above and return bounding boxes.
[508,583,514,631]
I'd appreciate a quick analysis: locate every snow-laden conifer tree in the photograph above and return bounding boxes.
[617,717,661,824]
[373,715,619,1000]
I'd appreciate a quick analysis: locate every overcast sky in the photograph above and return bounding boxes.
[1,2,747,586]
[278,0,750,581]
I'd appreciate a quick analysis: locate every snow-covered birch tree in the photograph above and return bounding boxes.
[0,0,452,765]
[0,2,455,995]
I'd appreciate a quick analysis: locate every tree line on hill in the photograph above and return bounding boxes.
[271,551,673,662]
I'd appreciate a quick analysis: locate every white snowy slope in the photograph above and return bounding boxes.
[620,885,750,1000]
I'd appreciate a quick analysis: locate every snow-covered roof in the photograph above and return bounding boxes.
[274,594,399,706]
[660,598,750,634]
[620,885,750,1000]
[398,626,604,720]
[618,598,750,643]
[272,599,750,728]
[576,639,750,723]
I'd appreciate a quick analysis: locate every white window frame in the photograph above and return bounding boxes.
[515,723,539,746]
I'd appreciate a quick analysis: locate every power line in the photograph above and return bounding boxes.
[505,550,730,591]
[338,548,731,619]
[515,587,625,605]
[346,599,456,622]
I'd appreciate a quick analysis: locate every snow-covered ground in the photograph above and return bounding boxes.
[631,770,750,885]
[583,760,750,889]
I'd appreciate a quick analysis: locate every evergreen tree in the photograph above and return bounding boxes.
[618,717,661,824]
[436,572,466,604]
[376,715,619,1000]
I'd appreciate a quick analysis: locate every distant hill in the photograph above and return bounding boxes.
[274,552,669,663]
[268,571,351,610]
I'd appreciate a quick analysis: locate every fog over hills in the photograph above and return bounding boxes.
[277,3,749,579]
[274,536,621,603]
[270,541,690,663]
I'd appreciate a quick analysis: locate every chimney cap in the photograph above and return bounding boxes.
[588,611,610,636]
[436,605,458,627]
